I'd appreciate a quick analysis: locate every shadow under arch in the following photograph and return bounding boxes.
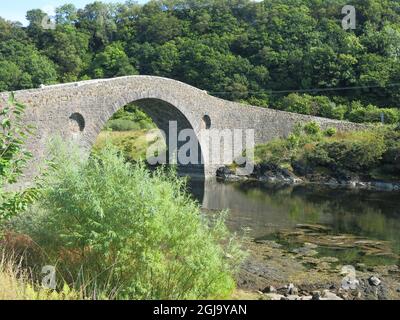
[103,98,206,203]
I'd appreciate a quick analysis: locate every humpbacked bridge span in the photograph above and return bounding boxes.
[0,76,361,181]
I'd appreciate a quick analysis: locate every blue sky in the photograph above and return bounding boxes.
[1,0,148,25]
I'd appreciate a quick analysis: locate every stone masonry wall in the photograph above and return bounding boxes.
[0,76,363,181]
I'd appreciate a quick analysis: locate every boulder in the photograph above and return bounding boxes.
[320,290,343,300]
[368,276,381,286]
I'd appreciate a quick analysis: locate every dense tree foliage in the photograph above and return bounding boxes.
[1,0,400,122]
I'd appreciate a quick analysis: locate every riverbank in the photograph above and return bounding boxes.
[216,164,400,192]
[235,226,400,300]
[219,122,400,192]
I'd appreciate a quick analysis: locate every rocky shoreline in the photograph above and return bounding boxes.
[217,164,400,192]
[236,225,400,300]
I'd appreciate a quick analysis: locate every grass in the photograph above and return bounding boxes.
[0,253,83,300]
[92,129,166,162]
[0,251,250,300]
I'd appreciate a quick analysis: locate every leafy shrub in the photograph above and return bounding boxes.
[303,121,321,135]
[348,104,400,124]
[110,104,155,130]
[104,119,140,131]
[307,130,387,171]
[0,94,40,221]
[324,127,337,137]
[277,94,399,124]
[14,143,244,300]
[279,93,313,115]
[253,139,292,166]
[250,122,393,176]
[312,96,346,120]
[279,94,345,120]
[252,122,323,167]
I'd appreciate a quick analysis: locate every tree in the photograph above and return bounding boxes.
[0,61,22,92]
[43,25,90,82]
[55,4,78,25]
[25,9,48,47]
[0,40,58,90]
[90,42,137,78]
[77,2,117,51]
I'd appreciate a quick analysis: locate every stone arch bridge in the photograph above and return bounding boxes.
[0,76,361,180]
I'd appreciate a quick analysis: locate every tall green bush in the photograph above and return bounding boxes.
[277,94,399,123]
[348,104,400,124]
[306,130,387,171]
[15,143,244,299]
[104,119,140,131]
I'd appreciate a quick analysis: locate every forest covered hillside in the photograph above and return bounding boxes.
[1,0,400,123]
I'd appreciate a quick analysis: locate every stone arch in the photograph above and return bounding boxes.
[87,97,205,180]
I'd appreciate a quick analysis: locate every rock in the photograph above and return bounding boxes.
[298,295,313,300]
[359,278,389,300]
[276,285,288,295]
[262,285,277,294]
[292,160,311,176]
[368,276,381,286]
[341,278,360,290]
[311,291,321,300]
[281,295,300,301]
[337,289,350,300]
[311,290,343,300]
[216,166,243,181]
[348,181,357,188]
[216,166,233,177]
[356,182,367,188]
[320,290,343,300]
[327,178,339,185]
[264,293,285,300]
[254,163,303,185]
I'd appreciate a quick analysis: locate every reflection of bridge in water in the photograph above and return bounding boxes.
[1,76,361,182]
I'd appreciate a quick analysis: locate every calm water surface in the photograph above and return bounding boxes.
[189,179,400,266]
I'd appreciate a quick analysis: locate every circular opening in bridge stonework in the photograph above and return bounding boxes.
[202,115,211,130]
[69,113,85,133]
